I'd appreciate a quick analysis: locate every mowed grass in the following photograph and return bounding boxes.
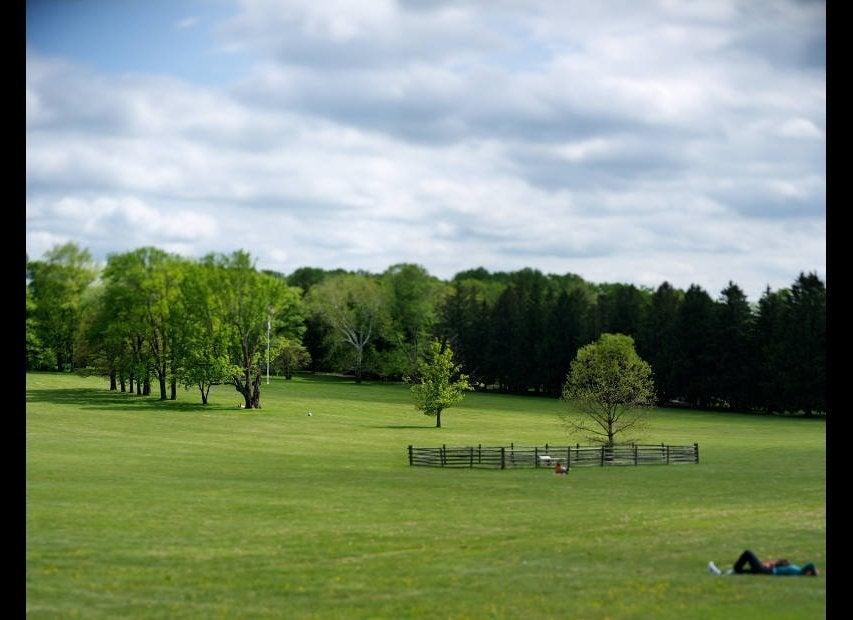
[26,372,826,619]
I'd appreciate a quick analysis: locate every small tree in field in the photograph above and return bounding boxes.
[405,340,472,428]
[561,333,655,446]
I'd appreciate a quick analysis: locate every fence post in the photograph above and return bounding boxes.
[694,443,699,464]
[501,446,506,470]
[408,445,413,466]
[441,444,446,467]
[600,446,605,467]
[634,444,638,466]
[665,445,670,464]
[534,446,539,468]
[469,446,474,468]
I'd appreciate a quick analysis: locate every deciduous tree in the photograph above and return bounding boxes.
[306,273,388,383]
[382,263,446,377]
[560,333,655,446]
[272,337,311,380]
[26,242,98,372]
[101,247,186,400]
[405,340,472,428]
[205,251,304,408]
[172,261,240,404]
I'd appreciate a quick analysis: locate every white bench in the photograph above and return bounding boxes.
[538,455,570,471]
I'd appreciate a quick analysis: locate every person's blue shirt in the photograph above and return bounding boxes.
[773,562,817,576]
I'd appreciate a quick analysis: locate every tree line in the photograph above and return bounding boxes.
[26,242,825,415]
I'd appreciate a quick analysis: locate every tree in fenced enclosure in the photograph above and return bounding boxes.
[560,332,656,446]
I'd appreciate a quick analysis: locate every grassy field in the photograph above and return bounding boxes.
[26,372,826,619]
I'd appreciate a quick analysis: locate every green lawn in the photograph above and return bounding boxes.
[26,372,826,619]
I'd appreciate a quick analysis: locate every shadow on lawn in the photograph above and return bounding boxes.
[26,387,230,413]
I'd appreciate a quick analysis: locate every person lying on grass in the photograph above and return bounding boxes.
[708,550,818,576]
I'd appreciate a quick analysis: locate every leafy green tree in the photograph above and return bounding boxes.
[26,285,52,370]
[272,337,311,380]
[171,261,240,404]
[99,250,159,395]
[405,340,472,428]
[286,266,348,294]
[300,314,334,373]
[184,355,238,405]
[560,333,656,446]
[73,282,124,389]
[306,273,389,383]
[382,263,446,377]
[26,242,99,371]
[100,247,186,400]
[205,251,305,408]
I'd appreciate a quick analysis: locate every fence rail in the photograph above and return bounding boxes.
[408,443,699,469]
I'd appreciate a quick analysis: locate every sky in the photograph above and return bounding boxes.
[25,0,826,302]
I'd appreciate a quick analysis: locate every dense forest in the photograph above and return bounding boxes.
[26,242,826,416]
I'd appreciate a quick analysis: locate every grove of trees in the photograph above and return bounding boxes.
[26,242,826,416]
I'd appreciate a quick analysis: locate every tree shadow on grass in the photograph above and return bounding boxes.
[26,387,233,413]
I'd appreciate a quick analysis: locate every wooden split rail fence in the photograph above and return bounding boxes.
[407,443,699,469]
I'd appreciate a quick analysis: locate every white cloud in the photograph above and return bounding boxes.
[25,0,825,301]
[777,117,823,140]
[175,16,199,30]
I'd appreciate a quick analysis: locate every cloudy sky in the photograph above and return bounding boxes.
[26,0,825,301]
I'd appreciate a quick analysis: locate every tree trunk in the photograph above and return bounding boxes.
[109,370,117,391]
[355,346,364,384]
[158,374,168,400]
[234,375,252,408]
[250,374,262,408]
[436,409,442,428]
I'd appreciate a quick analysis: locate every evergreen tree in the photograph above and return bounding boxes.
[712,282,756,411]
[673,285,716,408]
[640,282,682,405]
